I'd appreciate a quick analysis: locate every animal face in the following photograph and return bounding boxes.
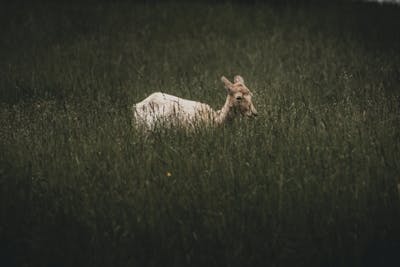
[221,75,258,117]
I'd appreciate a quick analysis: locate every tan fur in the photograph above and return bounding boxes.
[133,75,257,130]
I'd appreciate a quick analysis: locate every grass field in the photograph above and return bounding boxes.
[1,1,400,266]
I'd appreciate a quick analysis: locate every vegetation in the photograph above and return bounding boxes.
[1,1,399,266]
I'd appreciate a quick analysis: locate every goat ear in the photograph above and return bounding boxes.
[221,76,233,89]
[234,75,245,84]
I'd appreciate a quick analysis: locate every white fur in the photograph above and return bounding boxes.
[133,92,215,129]
[132,75,257,130]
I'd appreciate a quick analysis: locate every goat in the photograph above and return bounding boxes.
[132,75,257,130]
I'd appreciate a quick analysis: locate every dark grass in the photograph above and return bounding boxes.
[1,1,400,266]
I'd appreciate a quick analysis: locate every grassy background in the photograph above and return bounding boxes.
[1,1,400,266]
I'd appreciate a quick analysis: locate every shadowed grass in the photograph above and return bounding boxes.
[1,1,400,266]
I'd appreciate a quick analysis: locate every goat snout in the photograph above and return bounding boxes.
[251,107,258,117]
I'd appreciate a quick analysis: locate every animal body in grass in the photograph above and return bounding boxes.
[133,75,257,129]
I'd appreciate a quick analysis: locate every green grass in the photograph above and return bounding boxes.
[1,1,400,266]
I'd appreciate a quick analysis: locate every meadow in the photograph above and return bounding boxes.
[1,1,400,266]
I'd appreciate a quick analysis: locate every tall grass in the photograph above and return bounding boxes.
[1,1,400,266]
